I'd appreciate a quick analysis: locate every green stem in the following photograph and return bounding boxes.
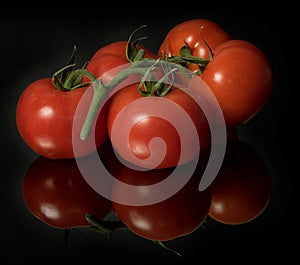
[80,60,157,140]
[52,64,76,91]
[126,24,148,62]
[63,68,96,90]
[52,64,97,91]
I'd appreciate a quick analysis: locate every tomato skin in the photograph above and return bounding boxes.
[107,84,210,169]
[112,163,211,241]
[208,139,272,225]
[89,41,130,61]
[16,78,107,159]
[22,156,112,229]
[199,40,273,126]
[158,19,231,71]
[84,44,129,85]
[89,41,157,62]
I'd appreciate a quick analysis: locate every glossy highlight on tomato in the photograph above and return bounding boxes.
[22,156,112,229]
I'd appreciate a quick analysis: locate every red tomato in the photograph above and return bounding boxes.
[84,41,157,85]
[208,139,272,225]
[198,39,273,126]
[106,83,210,169]
[16,78,108,159]
[89,40,157,62]
[158,19,231,72]
[112,162,211,241]
[22,156,112,229]
[84,41,130,85]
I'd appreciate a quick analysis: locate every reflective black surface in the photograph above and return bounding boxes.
[1,10,294,264]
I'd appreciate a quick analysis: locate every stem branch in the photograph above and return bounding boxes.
[80,60,157,140]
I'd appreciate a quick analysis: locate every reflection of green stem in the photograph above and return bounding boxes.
[86,213,126,245]
[86,213,126,232]
[86,213,183,256]
[153,240,183,257]
[80,60,156,140]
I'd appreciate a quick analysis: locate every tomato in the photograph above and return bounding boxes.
[158,19,231,72]
[16,77,108,159]
[106,82,210,169]
[158,19,273,127]
[111,162,211,241]
[89,40,157,62]
[22,156,112,229]
[191,39,273,126]
[84,41,157,85]
[207,139,272,225]
[16,29,157,160]
[84,41,132,85]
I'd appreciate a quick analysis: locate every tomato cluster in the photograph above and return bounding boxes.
[17,18,273,251]
[158,19,273,127]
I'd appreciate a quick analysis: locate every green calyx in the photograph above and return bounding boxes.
[51,24,150,91]
[160,26,214,75]
[126,24,148,63]
[137,59,176,97]
[166,43,211,75]
[52,45,96,91]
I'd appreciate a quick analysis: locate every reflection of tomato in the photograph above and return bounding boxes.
[107,83,210,169]
[22,156,112,229]
[112,163,211,241]
[208,139,272,225]
[205,126,239,149]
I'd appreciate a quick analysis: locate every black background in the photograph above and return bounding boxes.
[1,7,294,264]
